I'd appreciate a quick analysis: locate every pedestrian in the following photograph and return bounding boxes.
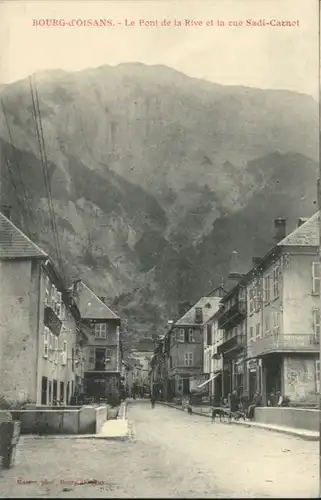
[150,394,156,409]
[247,390,261,420]
[268,392,277,407]
[230,390,238,413]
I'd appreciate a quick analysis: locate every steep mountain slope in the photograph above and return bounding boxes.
[0,64,318,340]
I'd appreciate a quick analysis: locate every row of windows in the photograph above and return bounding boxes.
[43,327,68,363]
[248,308,321,340]
[204,308,321,346]
[172,328,196,343]
[169,352,194,368]
[248,262,321,317]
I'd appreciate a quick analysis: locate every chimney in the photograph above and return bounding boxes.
[0,205,11,219]
[274,218,286,242]
[72,279,81,295]
[297,217,308,228]
[195,307,203,324]
[252,257,261,266]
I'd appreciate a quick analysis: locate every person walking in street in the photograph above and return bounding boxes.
[247,390,261,420]
[150,394,156,409]
[230,390,238,413]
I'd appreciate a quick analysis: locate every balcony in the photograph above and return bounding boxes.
[44,306,62,336]
[217,300,246,330]
[217,334,246,357]
[247,333,320,358]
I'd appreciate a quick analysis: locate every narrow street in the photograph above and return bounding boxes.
[0,400,318,498]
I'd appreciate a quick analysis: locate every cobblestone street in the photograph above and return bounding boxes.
[0,400,318,498]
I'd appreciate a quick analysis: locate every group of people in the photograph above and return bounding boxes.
[222,389,290,420]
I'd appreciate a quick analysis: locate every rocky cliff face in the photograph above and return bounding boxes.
[0,63,318,341]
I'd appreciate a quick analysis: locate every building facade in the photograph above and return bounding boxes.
[215,283,247,400]
[246,215,320,405]
[0,211,85,406]
[202,312,224,403]
[167,296,222,397]
[71,280,122,402]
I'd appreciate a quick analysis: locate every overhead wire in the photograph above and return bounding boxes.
[28,75,66,282]
[1,99,35,236]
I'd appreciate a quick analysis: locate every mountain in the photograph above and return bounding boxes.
[0,63,318,342]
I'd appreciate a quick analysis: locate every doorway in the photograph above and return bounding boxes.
[95,349,106,371]
[53,379,57,401]
[60,382,65,403]
[41,376,48,405]
[182,378,190,394]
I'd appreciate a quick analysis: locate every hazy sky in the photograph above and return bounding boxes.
[0,0,318,97]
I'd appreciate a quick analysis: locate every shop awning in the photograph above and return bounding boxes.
[197,372,220,389]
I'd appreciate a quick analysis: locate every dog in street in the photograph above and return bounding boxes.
[187,404,193,415]
[211,408,246,423]
[211,408,230,422]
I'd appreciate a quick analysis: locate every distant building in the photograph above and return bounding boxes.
[0,211,86,405]
[246,214,320,405]
[130,338,154,394]
[71,280,122,402]
[167,296,223,397]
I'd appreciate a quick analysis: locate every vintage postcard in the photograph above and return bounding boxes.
[0,0,319,497]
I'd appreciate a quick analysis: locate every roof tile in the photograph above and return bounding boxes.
[75,281,120,320]
[0,212,47,259]
[278,211,319,247]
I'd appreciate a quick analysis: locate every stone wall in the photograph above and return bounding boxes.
[255,407,319,432]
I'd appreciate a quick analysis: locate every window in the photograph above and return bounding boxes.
[255,323,260,339]
[89,348,95,364]
[95,323,107,339]
[63,340,67,352]
[312,309,320,339]
[272,267,280,299]
[249,326,254,341]
[172,330,176,343]
[264,315,270,335]
[206,324,212,345]
[263,275,270,304]
[61,303,66,321]
[51,284,56,303]
[312,262,321,295]
[249,288,255,314]
[45,286,50,306]
[273,312,280,334]
[184,352,193,366]
[49,333,53,360]
[188,329,195,343]
[55,292,61,317]
[315,360,320,393]
[55,337,59,364]
[105,349,111,363]
[178,329,185,342]
[254,287,262,312]
[43,340,49,359]
[72,347,75,372]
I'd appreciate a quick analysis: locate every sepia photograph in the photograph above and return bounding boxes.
[0,0,319,497]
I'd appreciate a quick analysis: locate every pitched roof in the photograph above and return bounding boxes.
[75,281,120,320]
[0,212,47,259]
[278,211,319,247]
[175,296,222,327]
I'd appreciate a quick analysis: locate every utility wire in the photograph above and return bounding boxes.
[1,99,35,235]
[1,145,31,237]
[28,75,66,282]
